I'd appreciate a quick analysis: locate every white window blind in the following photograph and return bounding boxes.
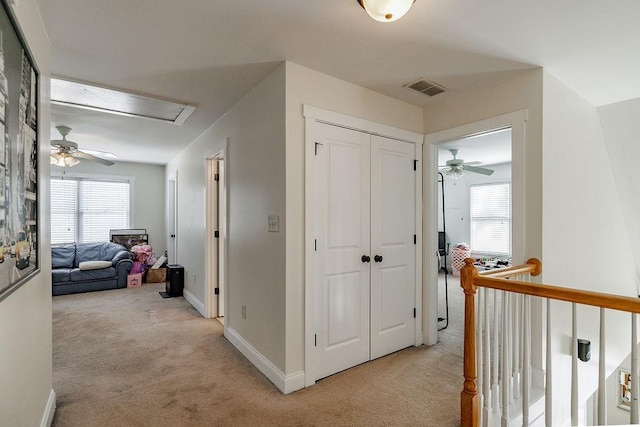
[50,177,130,244]
[79,180,130,242]
[50,179,78,244]
[470,182,510,255]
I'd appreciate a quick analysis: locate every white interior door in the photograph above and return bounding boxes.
[309,123,417,382]
[370,135,416,359]
[313,123,371,380]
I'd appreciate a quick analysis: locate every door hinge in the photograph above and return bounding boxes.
[414,234,417,245]
[315,142,323,156]
[413,308,417,318]
[314,239,317,251]
[214,173,219,181]
[214,288,220,295]
[413,160,417,171]
[214,230,219,238]
[314,334,317,347]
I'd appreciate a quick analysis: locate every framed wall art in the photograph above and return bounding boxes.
[0,0,39,301]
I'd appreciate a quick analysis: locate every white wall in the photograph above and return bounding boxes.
[424,69,544,355]
[0,1,54,425]
[284,62,424,376]
[166,64,286,369]
[424,69,543,262]
[598,97,640,294]
[52,161,166,253]
[541,71,638,425]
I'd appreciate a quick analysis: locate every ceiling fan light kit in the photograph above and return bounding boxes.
[439,148,494,179]
[50,125,115,167]
[357,0,415,22]
[50,152,80,167]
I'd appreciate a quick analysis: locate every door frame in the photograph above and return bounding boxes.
[423,110,529,346]
[303,105,423,387]
[205,148,228,322]
[168,171,178,265]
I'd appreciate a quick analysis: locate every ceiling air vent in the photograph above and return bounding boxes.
[404,78,446,97]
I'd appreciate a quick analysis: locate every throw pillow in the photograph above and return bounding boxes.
[79,260,112,271]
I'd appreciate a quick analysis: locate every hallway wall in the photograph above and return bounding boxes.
[598,96,640,295]
[542,72,638,425]
[0,0,54,425]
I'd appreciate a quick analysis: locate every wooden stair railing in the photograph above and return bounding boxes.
[460,257,640,427]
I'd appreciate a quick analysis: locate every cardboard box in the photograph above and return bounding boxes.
[127,273,142,288]
[146,268,166,283]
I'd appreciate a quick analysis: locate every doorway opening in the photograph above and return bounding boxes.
[423,110,528,346]
[435,128,512,336]
[206,152,226,323]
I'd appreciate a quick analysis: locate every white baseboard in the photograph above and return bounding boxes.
[183,288,206,317]
[226,327,304,394]
[40,389,56,427]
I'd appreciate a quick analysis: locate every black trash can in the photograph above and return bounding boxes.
[165,264,184,296]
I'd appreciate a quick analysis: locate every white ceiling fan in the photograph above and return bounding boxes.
[439,148,494,179]
[50,125,115,167]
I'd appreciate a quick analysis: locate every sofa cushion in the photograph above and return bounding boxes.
[79,260,112,271]
[52,268,71,283]
[75,242,128,266]
[51,245,76,269]
[70,267,116,282]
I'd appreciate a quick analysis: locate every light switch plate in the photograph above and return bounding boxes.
[268,214,279,232]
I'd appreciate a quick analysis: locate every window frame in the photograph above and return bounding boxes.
[50,172,134,245]
[469,181,511,257]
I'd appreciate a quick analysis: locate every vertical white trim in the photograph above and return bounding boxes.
[414,140,423,346]
[523,294,531,427]
[168,172,178,264]
[571,303,578,426]
[205,158,217,319]
[423,139,439,345]
[501,291,509,427]
[304,119,319,387]
[632,313,639,424]
[545,298,553,427]
[204,144,228,320]
[598,308,606,425]
[424,109,529,347]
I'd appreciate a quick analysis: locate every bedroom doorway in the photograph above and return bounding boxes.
[424,110,528,345]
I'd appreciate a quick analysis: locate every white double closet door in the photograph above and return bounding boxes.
[310,123,416,381]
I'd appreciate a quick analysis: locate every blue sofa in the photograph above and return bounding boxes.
[51,242,133,296]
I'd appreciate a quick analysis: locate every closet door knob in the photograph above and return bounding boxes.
[374,255,383,263]
[361,255,371,263]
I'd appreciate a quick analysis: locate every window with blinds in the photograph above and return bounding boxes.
[469,182,510,255]
[51,177,130,244]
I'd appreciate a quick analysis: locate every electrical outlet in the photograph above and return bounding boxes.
[268,214,279,232]
[241,305,247,319]
[193,274,197,284]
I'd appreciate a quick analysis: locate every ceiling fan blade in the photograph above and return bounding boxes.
[463,164,494,176]
[75,150,115,166]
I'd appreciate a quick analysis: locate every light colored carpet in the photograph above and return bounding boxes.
[52,276,464,426]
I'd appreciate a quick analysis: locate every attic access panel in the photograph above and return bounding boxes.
[51,78,195,125]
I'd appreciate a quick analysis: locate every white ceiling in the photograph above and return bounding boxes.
[438,128,511,167]
[36,0,640,165]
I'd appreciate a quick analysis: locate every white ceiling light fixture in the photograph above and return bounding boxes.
[51,78,196,126]
[357,0,415,22]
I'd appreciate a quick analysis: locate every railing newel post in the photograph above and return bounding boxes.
[461,257,479,427]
